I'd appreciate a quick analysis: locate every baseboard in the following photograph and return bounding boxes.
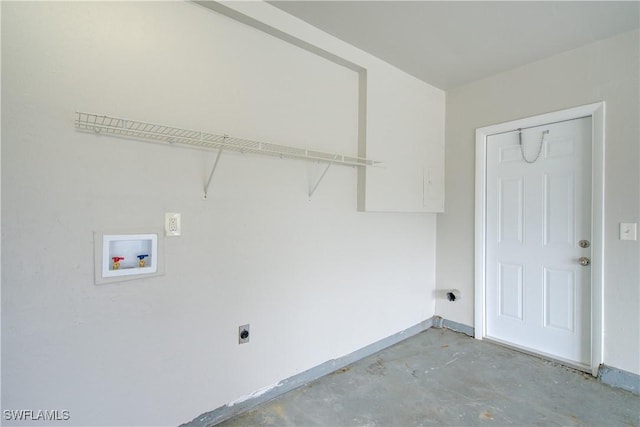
[182,317,434,427]
[443,318,474,337]
[598,365,640,395]
[432,315,475,337]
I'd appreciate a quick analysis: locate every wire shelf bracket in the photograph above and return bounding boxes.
[75,112,383,199]
[308,156,336,200]
[204,143,225,200]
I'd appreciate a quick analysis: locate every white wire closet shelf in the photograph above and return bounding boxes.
[75,112,382,199]
[75,112,380,167]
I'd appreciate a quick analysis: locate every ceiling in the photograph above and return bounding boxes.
[269,1,640,90]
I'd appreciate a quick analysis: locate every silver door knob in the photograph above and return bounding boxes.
[578,257,591,266]
[578,240,590,248]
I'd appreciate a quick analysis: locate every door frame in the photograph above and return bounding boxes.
[474,102,605,376]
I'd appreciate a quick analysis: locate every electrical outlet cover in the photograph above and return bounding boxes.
[239,324,250,344]
[165,213,181,236]
[620,222,637,241]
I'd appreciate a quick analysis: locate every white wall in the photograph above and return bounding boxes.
[365,65,445,212]
[209,1,446,214]
[436,30,640,375]
[1,2,440,425]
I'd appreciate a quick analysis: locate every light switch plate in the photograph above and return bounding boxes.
[620,222,637,241]
[165,213,181,236]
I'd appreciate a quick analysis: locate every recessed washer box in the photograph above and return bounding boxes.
[94,231,164,285]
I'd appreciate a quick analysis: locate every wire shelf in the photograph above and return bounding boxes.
[75,112,381,168]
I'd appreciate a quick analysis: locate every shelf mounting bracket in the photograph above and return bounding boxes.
[203,136,226,199]
[308,156,337,200]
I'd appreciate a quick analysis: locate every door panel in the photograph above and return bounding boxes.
[543,173,575,247]
[498,178,524,244]
[498,262,524,320]
[485,117,592,366]
[543,267,575,331]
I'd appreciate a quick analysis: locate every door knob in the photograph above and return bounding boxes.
[578,257,591,266]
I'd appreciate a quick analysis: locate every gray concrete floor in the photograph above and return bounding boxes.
[217,328,640,426]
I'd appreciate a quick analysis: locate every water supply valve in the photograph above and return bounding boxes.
[112,257,124,270]
[137,254,149,267]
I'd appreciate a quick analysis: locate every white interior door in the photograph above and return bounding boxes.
[485,117,592,368]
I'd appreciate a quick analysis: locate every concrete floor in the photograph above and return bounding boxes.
[217,328,640,426]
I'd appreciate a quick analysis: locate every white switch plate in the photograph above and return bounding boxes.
[165,213,181,236]
[620,222,637,241]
